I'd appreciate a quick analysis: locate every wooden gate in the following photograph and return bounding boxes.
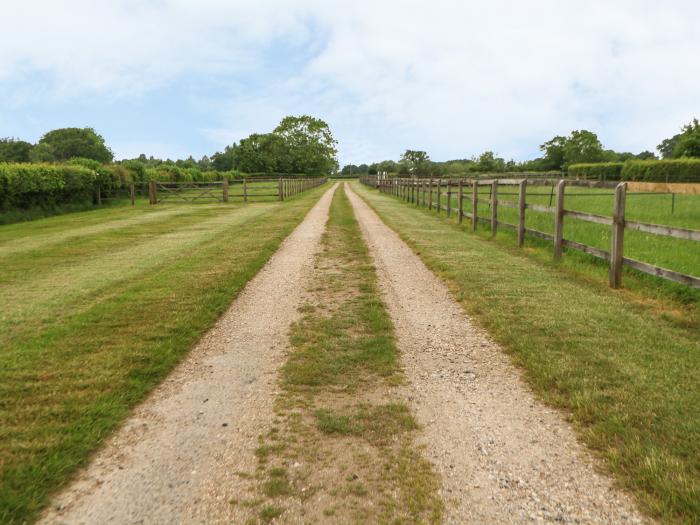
[153,181,225,203]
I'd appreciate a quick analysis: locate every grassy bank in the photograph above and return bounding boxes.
[243,185,442,523]
[353,182,699,524]
[0,186,327,524]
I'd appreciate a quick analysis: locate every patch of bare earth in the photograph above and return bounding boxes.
[345,184,649,524]
[39,184,338,525]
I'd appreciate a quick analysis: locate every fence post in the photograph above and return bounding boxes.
[436,179,441,213]
[610,182,627,288]
[222,178,229,202]
[458,179,464,223]
[447,180,452,217]
[490,180,498,236]
[553,180,566,260]
[517,179,527,247]
[428,177,433,210]
[148,181,157,205]
[278,178,283,201]
[243,178,248,202]
[130,182,135,206]
[471,180,478,231]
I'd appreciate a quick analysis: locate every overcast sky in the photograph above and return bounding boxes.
[1,0,699,165]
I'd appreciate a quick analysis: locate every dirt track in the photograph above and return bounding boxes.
[40,182,649,524]
[40,184,338,525]
[345,184,647,524]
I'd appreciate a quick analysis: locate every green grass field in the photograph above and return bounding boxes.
[353,181,699,524]
[423,182,700,282]
[0,185,327,524]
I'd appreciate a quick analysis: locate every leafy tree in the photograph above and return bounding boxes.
[28,143,57,163]
[36,127,113,163]
[0,138,33,163]
[673,118,700,158]
[540,130,603,170]
[475,151,506,172]
[273,115,338,175]
[211,145,237,171]
[232,133,289,173]
[635,150,657,160]
[399,150,431,175]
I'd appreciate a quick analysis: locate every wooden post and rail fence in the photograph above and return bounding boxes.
[95,177,327,206]
[359,175,700,289]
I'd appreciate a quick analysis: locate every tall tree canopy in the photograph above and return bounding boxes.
[540,130,603,170]
[36,128,113,163]
[272,115,338,175]
[0,138,33,163]
[399,150,431,175]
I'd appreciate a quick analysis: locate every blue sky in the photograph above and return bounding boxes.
[1,0,699,166]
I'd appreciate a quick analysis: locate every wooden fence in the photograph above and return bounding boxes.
[99,177,327,205]
[359,175,700,289]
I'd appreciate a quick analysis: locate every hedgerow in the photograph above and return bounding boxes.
[620,159,700,183]
[567,163,624,181]
[0,163,98,211]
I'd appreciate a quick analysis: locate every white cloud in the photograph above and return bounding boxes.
[1,0,699,163]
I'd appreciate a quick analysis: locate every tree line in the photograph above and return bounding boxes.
[0,115,338,177]
[348,118,700,175]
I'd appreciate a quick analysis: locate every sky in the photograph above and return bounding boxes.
[1,0,699,166]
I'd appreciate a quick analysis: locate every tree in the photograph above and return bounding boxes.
[37,127,113,163]
[399,150,431,175]
[540,130,603,169]
[673,118,700,158]
[273,115,338,175]
[211,145,237,171]
[231,133,289,173]
[29,143,57,162]
[475,151,506,172]
[539,135,567,170]
[0,138,33,163]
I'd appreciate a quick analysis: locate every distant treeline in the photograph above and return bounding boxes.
[0,115,338,177]
[345,118,700,180]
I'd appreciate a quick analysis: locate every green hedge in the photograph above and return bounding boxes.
[621,159,700,183]
[568,163,624,181]
[0,163,98,211]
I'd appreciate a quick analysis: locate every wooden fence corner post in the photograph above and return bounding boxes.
[243,178,248,202]
[517,179,527,247]
[436,179,441,213]
[222,178,229,202]
[490,180,498,236]
[278,178,283,201]
[553,179,566,260]
[471,180,478,231]
[610,182,627,288]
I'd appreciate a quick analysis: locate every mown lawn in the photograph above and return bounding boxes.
[0,185,327,524]
[353,181,699,524]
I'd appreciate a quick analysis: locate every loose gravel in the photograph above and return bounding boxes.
[39,184,338,525]
[345,184,649,524]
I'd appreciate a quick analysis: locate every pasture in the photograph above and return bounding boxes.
[0,185,328,523]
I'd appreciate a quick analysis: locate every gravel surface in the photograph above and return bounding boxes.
[39,184,338,525]
[345,184,649,525]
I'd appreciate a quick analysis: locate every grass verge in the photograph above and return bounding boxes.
[244,184,442,524]
[353,181,699,524]
[0,186,327,524]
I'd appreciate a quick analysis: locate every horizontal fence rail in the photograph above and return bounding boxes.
[359,175,700,289]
